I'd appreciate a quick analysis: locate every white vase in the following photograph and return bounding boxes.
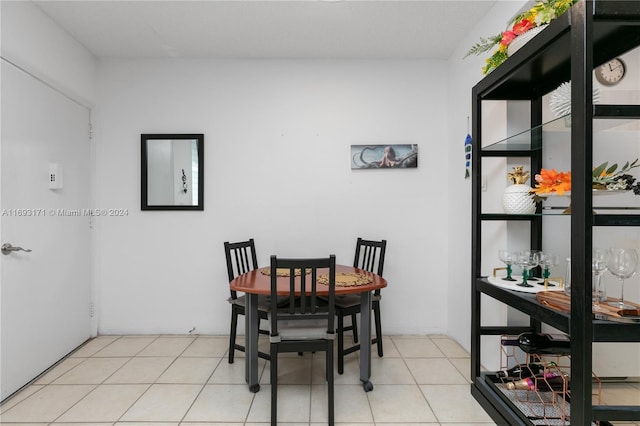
[503,184,536,214]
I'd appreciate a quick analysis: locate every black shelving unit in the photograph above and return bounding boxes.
[470,1,640,425]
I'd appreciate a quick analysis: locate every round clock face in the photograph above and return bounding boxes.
[595,58,626,86]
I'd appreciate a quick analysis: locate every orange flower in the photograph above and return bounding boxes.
[500,30,516,47]
[532,168,572,195]
[512,18,534,35]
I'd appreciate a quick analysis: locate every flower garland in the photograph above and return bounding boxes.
[465,0,577,75]
[530,159,640,197]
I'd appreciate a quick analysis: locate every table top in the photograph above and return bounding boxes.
[230,264,387,296]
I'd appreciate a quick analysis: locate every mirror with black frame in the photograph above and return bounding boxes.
[141,134,204,210]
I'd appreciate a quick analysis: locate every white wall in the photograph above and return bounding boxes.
[0,1,96,107]
[446,1,526,355]
[93,59,449,335]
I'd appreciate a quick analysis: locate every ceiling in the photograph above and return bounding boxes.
[33,0,498,60]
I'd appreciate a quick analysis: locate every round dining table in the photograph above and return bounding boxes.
[230,264,387,392]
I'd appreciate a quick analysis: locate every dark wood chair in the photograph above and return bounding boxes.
[336,237,386,374]
[269,255,336,426]
[224,239,271,363]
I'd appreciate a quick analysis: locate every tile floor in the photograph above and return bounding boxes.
[0,334,637,425]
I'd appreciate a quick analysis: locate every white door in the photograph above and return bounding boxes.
[1,61,92,400]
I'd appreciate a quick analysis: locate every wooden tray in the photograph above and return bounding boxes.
[536,291,640,323]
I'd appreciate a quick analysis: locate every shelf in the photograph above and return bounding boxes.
[476,279,640,342]
[474,3,640,100]
[482,115,567,152]
[480,212,640,223]
[471,2,640,424]
[482,108,640,152]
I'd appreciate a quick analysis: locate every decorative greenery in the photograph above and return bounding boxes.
[530,159,640,201]
[465,0,577,75]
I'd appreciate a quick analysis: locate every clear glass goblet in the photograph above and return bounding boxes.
[498,250,518,282]
[540,252,560,288]
[592,248,609,311]
[517,250,539,288]
[606,248,638,310]
[526,249,544,282]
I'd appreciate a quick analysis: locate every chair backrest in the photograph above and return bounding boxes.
[224,239,259,299]
[354,238,386,276]
[269,255,336,341]
[354,238,386,296]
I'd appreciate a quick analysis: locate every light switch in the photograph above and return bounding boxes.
[48,163,63,189]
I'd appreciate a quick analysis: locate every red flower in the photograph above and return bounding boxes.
[512,19,534,35]
[500,31,516,47]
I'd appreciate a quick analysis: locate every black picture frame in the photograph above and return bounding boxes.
[141,133,204,211]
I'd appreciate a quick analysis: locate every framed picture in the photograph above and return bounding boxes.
[351,144,418,169]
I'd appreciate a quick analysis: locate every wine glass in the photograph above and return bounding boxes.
[606,248,638,309]
[539,252,560,288]
[517,250,539,287]
[498,250,518,282]
[592,248,609,311]
[526,249,544,282]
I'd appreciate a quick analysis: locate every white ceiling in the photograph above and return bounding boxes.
[33,0,498,59]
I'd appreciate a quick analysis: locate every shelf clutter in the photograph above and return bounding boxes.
[496,334,602,426]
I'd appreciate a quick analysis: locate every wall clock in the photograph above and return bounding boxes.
[595,58,626,86]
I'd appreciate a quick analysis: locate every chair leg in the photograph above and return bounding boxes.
[327,341,335,426]
[270,344,278,426]
[229,306,238,364]
[373,302,383,357]
[337,314,345,375]
[351,313,359,343]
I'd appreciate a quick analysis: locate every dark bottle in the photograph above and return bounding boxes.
[496,362,555,379]
[506,372,569,392]
[501,333,571,356]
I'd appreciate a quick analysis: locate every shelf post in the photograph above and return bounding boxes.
[570,1,595,424]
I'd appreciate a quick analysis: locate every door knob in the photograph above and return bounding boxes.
[1,243,32,255]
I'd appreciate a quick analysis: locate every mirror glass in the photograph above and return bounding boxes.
[141,134,204,210]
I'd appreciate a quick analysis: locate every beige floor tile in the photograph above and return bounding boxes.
[70,335,119,357]
[405,357,469,384]
[261,356,313,384]
[157,357,219,384]
[376,336,401,357]
[374,423,439,426]
[34,357,86,385]
[247,384,310,423]
[93,336,157,357]
[209,357,266,384]
[449,356,473,382]
[369,357,416,384]
[391,336,446,358]
[0,423,52,426]
[181,423,243,426]
[183,384,255,422]
[420,384,494,423]
[53,423,114,426]
[119,384,202,422]
[182,336,230,357]
[0,385,95,423]
[314,384,373,423]
[0,385,44,413]
[114,423,176,425]
[55,384,149,422]
[432,336,470,358]
[367,384,437,423]
[600,382,640,405]
[52,357,130,384]
[137,336,195,357]
[332,354,364,385]
[104,356,175,384]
